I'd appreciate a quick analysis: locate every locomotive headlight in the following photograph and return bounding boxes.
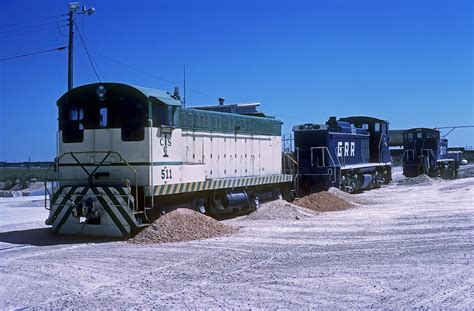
[96,85,106,101]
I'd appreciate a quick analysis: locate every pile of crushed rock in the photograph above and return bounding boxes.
[397,174,437,186]
[129,208,239,244]
[243,199,315,221]
[327,187,374,205]
[293,191,354,212]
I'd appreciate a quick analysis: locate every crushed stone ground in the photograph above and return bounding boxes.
[129,208,239,244]
[438,179,474,192]
[293,191,354,212]
[1,167,473,309]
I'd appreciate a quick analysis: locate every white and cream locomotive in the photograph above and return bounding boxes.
[46,83,293,237]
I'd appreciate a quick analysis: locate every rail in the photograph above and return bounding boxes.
[43,151,139,212]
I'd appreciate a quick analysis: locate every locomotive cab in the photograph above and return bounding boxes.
[339,116,391,164]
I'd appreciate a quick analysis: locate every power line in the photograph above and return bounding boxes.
[74,22,102,82]
[91,56,105,81]
[0,46,66,62]
[92,50,175,85]
[92,50,217,99]
[435,125,474,129]
[0,14,67,29]
[0,19,67,34]
[0,24,67,39]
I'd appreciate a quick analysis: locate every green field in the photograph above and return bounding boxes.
[0,167,49,180]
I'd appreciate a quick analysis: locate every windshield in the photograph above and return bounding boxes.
[59,86,147,142]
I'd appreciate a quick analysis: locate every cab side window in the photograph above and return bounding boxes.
[374,123,381,132]
[152,103,175,126]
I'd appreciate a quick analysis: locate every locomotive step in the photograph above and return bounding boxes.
[132,211,150,226]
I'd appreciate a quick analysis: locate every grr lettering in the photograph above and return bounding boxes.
[337,141,356,157]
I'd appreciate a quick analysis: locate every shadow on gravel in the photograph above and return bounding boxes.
[0,228,122,246]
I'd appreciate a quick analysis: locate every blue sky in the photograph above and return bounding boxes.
[0,0,472,161]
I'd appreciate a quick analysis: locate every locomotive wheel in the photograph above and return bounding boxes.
[249,193,260,210]
[192,199,206,214]
[280,185,294,202]
[448,166,456,180]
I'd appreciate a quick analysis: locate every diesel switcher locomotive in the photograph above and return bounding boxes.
[293,116,392,195]
[401,128,461,178]
[45,83,293,237]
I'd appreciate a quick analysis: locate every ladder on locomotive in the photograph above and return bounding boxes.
[282,134,298,190]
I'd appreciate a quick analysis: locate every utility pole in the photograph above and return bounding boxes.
[183,64,186,108]
[67,5,75,91]
[67,2,95,91]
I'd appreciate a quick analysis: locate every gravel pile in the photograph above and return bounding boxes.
[398,174,436,186]
[327,187,374,205]
[129,208,239,244]
[293,191,354,212]
[244,199,315,221]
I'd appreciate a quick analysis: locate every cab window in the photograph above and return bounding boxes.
[152,102,175,126]
[99,108,108,128]
[63,106,84,143]
[374,123,381,132]
[121,98,145,141]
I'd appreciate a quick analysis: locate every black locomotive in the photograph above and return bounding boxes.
[402,128,461,178]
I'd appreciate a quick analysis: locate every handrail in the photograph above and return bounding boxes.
[284,152,298,166]
[401,149,415,162]
[44,151,139,211]
[335,146,345,167]
[310,146,338,167]
[310,146,339,183]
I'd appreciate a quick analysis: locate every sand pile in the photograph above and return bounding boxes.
[129,208,239,244]
[293,191,354,212]
[244,199,315,221]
